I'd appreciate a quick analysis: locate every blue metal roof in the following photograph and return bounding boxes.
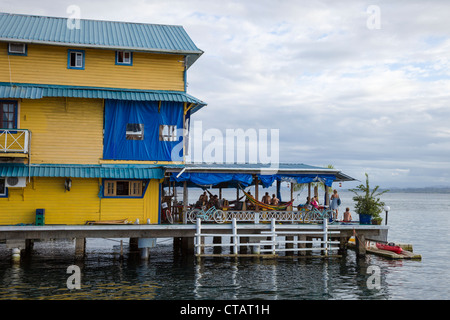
[0,164,165,179]
[0,12,203,68]
[0,83,206,112]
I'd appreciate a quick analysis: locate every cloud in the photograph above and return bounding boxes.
[2,0,450,187]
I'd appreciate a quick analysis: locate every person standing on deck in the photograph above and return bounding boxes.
[262,192,271,204]
[330,189,340,220]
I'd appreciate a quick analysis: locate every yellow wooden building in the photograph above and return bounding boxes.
[0,13,206,225]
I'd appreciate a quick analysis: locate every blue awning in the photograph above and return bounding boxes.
[170,172,336,188]
[165,162,353,188]
[0,164,164,179]
[257,174,336,188]
[171,172,254,188]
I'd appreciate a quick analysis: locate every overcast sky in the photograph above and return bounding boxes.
[2,0,450,188]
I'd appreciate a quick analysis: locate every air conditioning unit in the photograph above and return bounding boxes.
[5,177,27,188]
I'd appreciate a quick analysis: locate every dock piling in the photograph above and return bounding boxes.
[75,238,86,259]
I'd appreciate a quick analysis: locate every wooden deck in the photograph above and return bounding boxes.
[0,222,388,241]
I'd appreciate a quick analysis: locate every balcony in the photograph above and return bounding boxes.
[0,129,31,156]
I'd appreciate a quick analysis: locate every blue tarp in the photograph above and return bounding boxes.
[171,172,253,188]
[170,172,335,188]
[257,174,336,188]
[103,100,188,161]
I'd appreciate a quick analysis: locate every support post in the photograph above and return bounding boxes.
[286,236,294,256]
[213,237,222,254]
[355,233,366,257]
[173,237,182,254]
[339,236,348,255]
[140,247,149,260]
[298,235,306,256]
[181,237,195,255]
[255,176,259,212]
[75,238,85,259]
[240,237,249,254]
[129,237,139,252]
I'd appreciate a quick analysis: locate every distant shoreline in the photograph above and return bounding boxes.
[342,187,450,194]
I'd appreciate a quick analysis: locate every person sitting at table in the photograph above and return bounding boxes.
[310,196,319,209]
[209,194,219,209]
[245,191,254,209]
[262,192,271,204]
[343,207,352,222]
[270,194,279,205]
[196,191,208,207]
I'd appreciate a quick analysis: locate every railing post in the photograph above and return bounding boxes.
[196,218,202,255]
[323,216,328,256]
[271,218,276,254]
[232,218,238,255]
[24,130,29,153]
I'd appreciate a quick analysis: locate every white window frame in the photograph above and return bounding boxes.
[116,51,132,65]
[68,50,85,69]
[159,125,178,142]
[8,43,27,55]
[126,123,144,140]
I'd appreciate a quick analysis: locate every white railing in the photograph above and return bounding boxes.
[194,217,340,257]
[187,208,332,224]
[0,129,30,153]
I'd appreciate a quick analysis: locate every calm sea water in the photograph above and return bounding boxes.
[0,191,449,301]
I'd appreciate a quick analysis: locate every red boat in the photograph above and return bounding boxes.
[376,243,403,254]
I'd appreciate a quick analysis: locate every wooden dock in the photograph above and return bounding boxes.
[348,238,422,260]
[0,221,389,260]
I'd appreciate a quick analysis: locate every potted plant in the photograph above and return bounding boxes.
[371,216,383,225]
[349,173,388,225]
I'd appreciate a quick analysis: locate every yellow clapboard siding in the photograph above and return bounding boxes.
[0,177,161,225]
[20,97,103,164]
[100,179,160,224]
[1,178,100,225]
[0,43,185,91]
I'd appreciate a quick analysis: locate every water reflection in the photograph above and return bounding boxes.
[0,236,403,300]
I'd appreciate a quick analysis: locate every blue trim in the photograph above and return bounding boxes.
[0,177,8,198]
[0,188,8,198]
[101,178,150,199]
[0,99,18,129]
[7,43,27,56]
[115,51,133,66]
[67,49,85,70]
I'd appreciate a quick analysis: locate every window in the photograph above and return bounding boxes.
[0,178,7,197]
[116,51,132,65]
[0,101,17,129]
[126,123,144,140]
[159,125,177,141]
[105,180,116,196]
[130,181,142,196]
[104,180,144,197]
[68,50,85,69]
[8,43,27,56]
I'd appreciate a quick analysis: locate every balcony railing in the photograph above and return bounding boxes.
[0,129,31,154]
